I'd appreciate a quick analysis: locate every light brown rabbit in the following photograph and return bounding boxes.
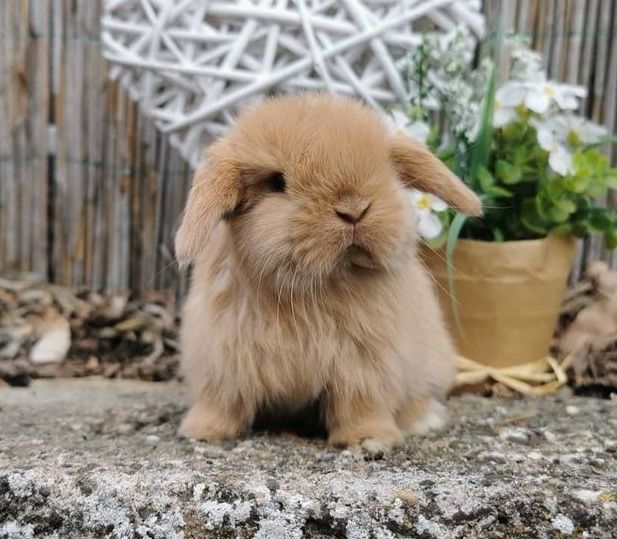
[175,94,481,452]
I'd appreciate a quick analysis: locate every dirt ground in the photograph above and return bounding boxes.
[1,378,616,538]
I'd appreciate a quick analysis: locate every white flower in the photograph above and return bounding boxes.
[534,114,608,175]
[549,115,608,146]
[386,110,409,134]
[407,121,431,143]
[537,128,574,176]
[493,98,518,127]
[496,80,528,108]
[385,110,430,143]
[496,80,585,115]
[509,42,545,81]
[407,189,447,239]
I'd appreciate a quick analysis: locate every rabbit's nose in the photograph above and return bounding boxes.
[334,197,371,225]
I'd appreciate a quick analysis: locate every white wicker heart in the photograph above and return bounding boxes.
[101,0,485,167]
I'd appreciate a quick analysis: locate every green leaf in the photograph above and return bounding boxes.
[492,228,505,242]
[522,198,549,234]
[605,227,617,249]
[502,122,525,144]
[572,220,596,237]
[546,205,571,223]
[484,186,514,198]
[477,166,494,191]
[468,16,503,191]
[535,194,550,221]
[551,223,574,236]
[549,194,577,214]
[588,208,614,231]
[546,176,565,202]
[563,174,589,194]
[495,160,523,184]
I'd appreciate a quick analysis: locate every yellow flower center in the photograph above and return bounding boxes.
[495,99,502,109]
[542,85,556,96]
[567,129,581,147]
[417,195,432,210]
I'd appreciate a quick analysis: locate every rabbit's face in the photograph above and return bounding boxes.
[228,137,413,289]
[176,95,481,291]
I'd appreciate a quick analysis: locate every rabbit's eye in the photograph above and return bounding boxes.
[266,172,286,193]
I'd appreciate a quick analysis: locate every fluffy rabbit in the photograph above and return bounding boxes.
[175,94,481,451]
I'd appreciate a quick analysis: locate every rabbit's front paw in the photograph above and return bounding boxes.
[179,400,246,441]
[328,421,403,453]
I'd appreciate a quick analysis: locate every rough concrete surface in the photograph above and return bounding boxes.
[0,379,616,538]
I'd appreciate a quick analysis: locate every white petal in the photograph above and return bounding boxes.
[407,121,431,143]
[493,107,517,127]
[406,189,423,205]
[537,127,556,151]
[525,91,551,113]
[417,212,443,239]
[548,115,570,132]
[579,121,608,143]
[557,84,587,98]
[554,93,580,110]
[428,194,448,212]
[548,146,573,176]
[385,110,409,134]
[496,82,527,106]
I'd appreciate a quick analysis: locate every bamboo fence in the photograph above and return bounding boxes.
[1,0,616,296]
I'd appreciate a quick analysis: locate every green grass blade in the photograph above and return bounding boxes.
[446,212,468,338]
[469,13,504,190]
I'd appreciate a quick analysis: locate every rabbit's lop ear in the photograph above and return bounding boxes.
[175,159,242,267]
[390,135,483,216]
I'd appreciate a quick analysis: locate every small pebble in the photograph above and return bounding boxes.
[603,439,617,450]
[266,478,280,492]
[145,435,160,445]
[551,514,574,535]
[478,451,506,464]
[193,444,224,458]
[231,440,253,453]
[192,483,206,500]
[316,452,336,463]
[393,490,418,507]
[573,489,601,504]
[543,431,557,443]
[560,454,580,465]
[566,405,580,416]
[499,428,530,445]
[511,453,526,463]
[116,423,134,435]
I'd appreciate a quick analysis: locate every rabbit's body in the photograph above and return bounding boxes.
[176,95,480,450]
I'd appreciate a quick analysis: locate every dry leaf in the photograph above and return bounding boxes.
[1,275,179,382]
[29,318,71,365]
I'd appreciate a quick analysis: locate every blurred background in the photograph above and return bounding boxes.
[0,0,615,299]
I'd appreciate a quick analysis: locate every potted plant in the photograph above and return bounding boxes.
[389,31,617,371]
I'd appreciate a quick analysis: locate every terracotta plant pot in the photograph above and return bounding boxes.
[423,235,577,368]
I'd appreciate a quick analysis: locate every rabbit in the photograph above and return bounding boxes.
[175,94,481,452]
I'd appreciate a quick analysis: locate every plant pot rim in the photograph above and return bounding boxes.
[452,234,576,248]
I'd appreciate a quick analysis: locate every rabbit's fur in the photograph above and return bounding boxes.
[176,94,481,451]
